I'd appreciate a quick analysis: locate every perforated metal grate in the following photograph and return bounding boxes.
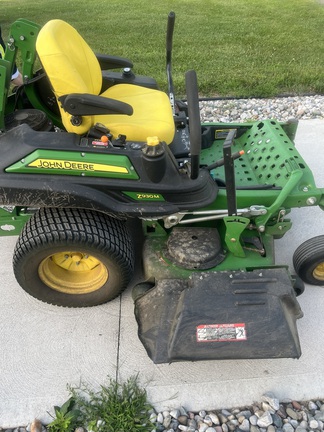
[202,120,309,188]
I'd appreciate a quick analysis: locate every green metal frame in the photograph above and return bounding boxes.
[0,206,33,236]
[0,19,63,130]
[0,20,41,129]
[142,119,324,266]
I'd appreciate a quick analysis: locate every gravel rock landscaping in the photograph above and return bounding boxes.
[199,95,324,123]
[149,394,324,432]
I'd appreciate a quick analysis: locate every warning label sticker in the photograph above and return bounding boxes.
[196,323,247,343]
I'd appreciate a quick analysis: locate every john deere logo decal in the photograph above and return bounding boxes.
[28,158,128,174]
[5,150,139,179]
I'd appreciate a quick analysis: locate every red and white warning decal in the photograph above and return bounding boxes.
[196,323,247,343]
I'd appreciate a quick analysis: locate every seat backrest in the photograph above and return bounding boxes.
[36,20,102,131]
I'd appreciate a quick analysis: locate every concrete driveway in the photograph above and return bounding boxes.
[0,120,324,428]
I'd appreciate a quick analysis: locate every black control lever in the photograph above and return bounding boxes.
[185,70,201,180]
[166,11,176,115]
[223,129,238,216]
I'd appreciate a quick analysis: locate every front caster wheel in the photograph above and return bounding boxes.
[13,208,134,307]
[293,235,324,286]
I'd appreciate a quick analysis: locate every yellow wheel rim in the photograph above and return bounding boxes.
[38,251,109,294]
[313,262,324,281]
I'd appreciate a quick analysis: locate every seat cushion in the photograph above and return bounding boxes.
[96,84,175,144]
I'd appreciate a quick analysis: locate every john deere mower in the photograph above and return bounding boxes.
[0,13,323,363]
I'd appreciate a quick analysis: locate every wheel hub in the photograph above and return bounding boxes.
[313,262,324,281]
[38,251,109,294]
[70,252,83,263]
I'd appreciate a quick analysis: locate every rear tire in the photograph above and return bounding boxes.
[293,236,324,286]
[13,208,134,307]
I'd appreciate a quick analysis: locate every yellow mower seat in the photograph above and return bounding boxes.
[36,19,175,143]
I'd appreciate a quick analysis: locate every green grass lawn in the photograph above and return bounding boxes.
[2,0,324,97]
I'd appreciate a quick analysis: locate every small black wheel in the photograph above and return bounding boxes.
[293,236,324,286]
[13,208,134,307]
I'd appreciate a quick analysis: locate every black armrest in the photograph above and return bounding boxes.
[95,53,133,70]
[58,93,133,116]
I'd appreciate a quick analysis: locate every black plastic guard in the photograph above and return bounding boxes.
[134,268,303,363]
